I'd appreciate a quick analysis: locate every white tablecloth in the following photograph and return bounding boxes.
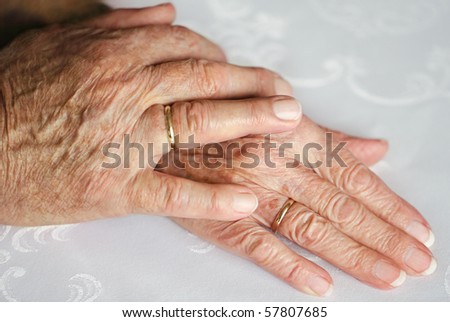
[1,0,449,301]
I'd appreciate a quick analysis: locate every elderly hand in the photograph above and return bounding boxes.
[0,5,302,225]
[161,113,435,297]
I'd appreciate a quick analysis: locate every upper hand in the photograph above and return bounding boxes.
[0,5,301,225]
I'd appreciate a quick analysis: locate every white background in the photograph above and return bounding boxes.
[0,0,449,301]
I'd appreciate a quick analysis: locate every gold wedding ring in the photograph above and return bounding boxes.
[271,198,295,233]
[164,105,175,149]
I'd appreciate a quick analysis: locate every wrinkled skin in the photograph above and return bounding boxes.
[161,116,436,296]
[0,5,308,225]
[0,4,436,297]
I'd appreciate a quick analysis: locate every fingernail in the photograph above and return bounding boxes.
[373,260,406,287]
[274,77,293,95]
[232,193,258,214]
[307,275,333,297]
[406,221,435,247]
[273,99,302,121]
[404,247,437,275]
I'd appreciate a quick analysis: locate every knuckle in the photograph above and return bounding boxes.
[241,230,275,265]
[247,99,266,126]
[340,161,374,194]
[344,245,370,271]
[171,25,191,38]
[216,220,249,244]
[126,178,145,213]
[158,177,185,213]
[324,193,359,226]
[281,171,311,196]
[252,66,273,93]
[376,229,402,254]
[285,262,307,285]
[82,38,113,61]
[190,59,222,97]
[207,188,222,213]
[378,198,403,223]
[181,100,213,137]
[81,31,125,64]
[290,210,328,248]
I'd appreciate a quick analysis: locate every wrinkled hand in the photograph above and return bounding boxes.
[162,116,436,296]
[0,5,301,225]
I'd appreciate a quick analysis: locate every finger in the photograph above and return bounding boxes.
[314,146,434,248]
[160,154,404,290]
[287,118,432,247]
[85,3,176,28]
[274,168,437,276]
[128,170,258,220]
[144,59,293,105]
[259,199,406,289]
[231,149,438,277]
[132,25,227,65]
[132,97,302,159]
[318,125,389,166]
[173,217,333,297]
[159,151,425,281]
[345,137,388,166]
[91,25,226,67]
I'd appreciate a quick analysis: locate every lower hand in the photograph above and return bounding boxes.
[162,116,435,296]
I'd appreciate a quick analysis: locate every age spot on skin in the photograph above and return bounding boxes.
[268,198,281,210]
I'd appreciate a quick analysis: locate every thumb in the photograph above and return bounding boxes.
[345,137,389,166]
[128,170,258,220]
[319,125,389,166]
